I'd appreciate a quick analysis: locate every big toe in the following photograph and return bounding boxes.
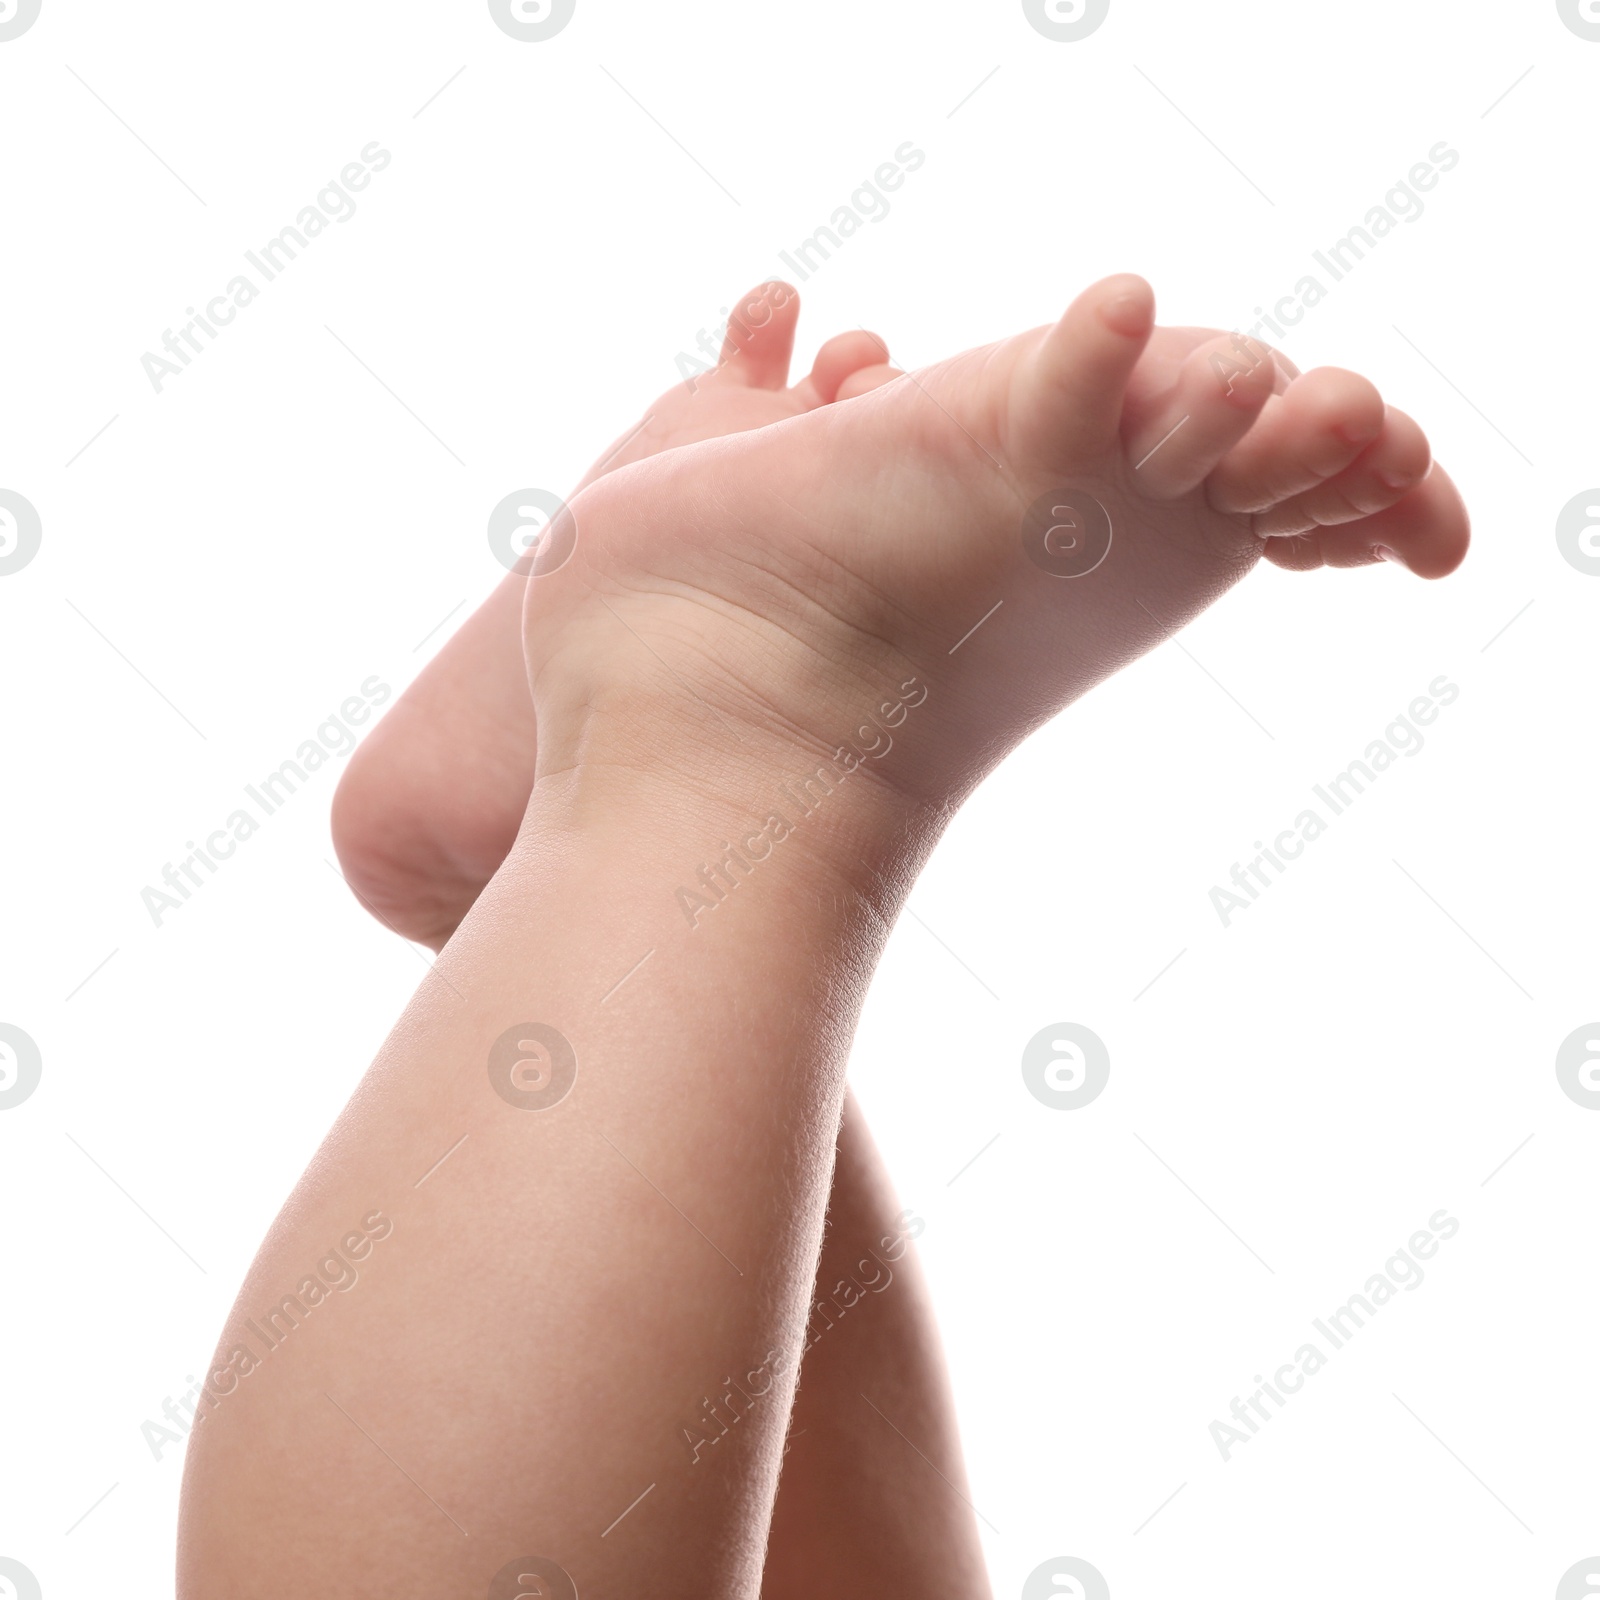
[1019,272,1156,463]
[717,281,802,389]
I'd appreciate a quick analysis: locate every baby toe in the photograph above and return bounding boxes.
[835,362,904,401]
[1124,330,1278,501]
[796,329,896,406]
[1207,367,1385,514]
[1261,463,1469,578]
[1021,273,1156,463]
[716,281,801,389]
[1251,406,1431,537]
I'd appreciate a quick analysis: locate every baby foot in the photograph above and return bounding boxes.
[522,274,1468,823]
[331,282,901,947]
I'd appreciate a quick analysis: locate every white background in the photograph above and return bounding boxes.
[2,1,1596,1595]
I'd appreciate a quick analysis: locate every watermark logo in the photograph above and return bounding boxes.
[1556,489,1600,574]
[1022,1556,1110,1599]
[0,490,42,576]
[1022,489,1112,577]
[0,0,41,42]
[1555,1023,1600,1109]
[1558,0,1600,40]
[1557,1558,1600,1597]
[0,1558,42,1600]
[0,1024,42,1111]
[1022,0,1109,41]
[488,1555,577,1599]
[488,0,575,42]
[488,488,578,576]
[489,1023,578,1111]
[1021,1022,1109,1110]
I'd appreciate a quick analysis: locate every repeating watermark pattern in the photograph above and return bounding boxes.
[1209,675,1460,927]
[1021,1022,1110,1109]
[139,1371,214,1464]
[1208,331,1271,396]
[673,679,928,928]
[679,1209,923,1464]
[152,1211,393,1449]
[1239,143,1459,349]
[0,489,41,576]
[0,0,40,41]
[488,488,578,575]
[1208,1209,1459,1462]
[1558,0,1600,40]
[140,677,391,926]
[13,27,1566,1586]
[1555,488,1600,575]
[674,139,933,384]
[140,143,392,394]
[0,1024,42,1111]
[0,1558,41,1600]
[487,0,576,43]
[1555,1023,1600,1109]
[1021,0,1110,42]
[680,1346,794,1466]
[1022,488,1112,577]
[675,281,795,393]
[670,144,926,387]
[1022,1556,1110,1599]
[488,1022,578,1111]
[1557,1558,1600,1597]
[800,1209,923,1358]
[774,143,925,286]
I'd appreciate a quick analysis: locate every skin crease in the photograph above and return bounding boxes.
[185,274,1467,1597]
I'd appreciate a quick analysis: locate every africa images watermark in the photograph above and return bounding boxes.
[140,142,392,394]
[1209,675,1459,927]
[673,141,926,388]
[1235,141,1460,350]
[672,677,927,928]
[678,1207,924,1466]
[139,1209,394,1461]
[1209,1208,1460,1462]
[140,675,391,926]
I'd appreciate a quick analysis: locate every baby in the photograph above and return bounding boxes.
[178,276,1467,1599]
